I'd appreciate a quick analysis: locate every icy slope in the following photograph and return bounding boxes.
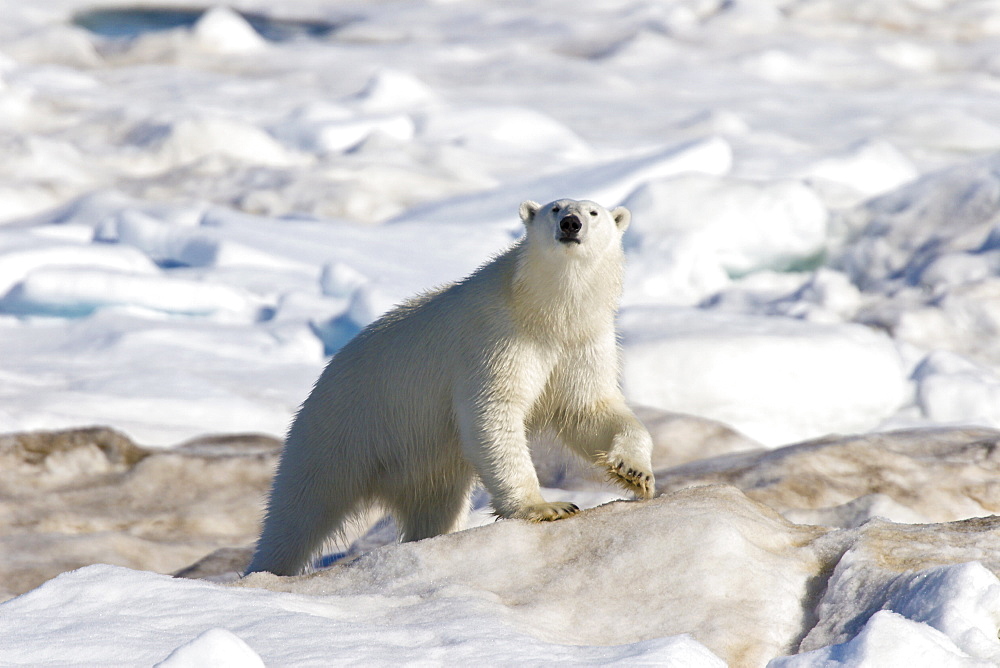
[2,426,1000,666]
[2,482,999,667]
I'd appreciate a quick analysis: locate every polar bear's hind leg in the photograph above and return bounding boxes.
[246,490,358,576]
[392,469,476,542]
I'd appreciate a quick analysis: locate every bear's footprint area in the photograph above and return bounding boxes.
[515,501,581,522]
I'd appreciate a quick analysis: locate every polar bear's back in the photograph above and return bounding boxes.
[290,249,516,471]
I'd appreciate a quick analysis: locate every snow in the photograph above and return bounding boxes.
[190,7,267,55]
[2,0,1000,665]
[0,563,727,667]
[620,308,907,445]
[622,174,829,304]
[3,481,1000,667]
[155,628,266,668]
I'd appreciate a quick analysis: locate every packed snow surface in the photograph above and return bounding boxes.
[3,0,1000,665]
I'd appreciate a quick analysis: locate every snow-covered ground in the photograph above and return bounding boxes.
[3,0,1000,665]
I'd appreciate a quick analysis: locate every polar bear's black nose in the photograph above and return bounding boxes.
[560,214,582,235]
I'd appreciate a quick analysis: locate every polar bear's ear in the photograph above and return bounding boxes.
[611,206,631,231]
[519,200,541,226]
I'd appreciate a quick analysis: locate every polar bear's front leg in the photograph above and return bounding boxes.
[511,501,580,521]
[559,401,656,499]
[456,399,579,522]
[599,430,656,499]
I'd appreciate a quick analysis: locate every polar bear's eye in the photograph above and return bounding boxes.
[552,205,561,213]
[589,210,598,216]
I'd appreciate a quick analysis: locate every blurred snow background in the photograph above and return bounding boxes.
[2,0,1000,665]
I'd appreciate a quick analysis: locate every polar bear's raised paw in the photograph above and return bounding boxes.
[512,501,580,522]
[600,453,655,499]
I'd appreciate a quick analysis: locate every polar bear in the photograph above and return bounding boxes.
[246,199,655,576]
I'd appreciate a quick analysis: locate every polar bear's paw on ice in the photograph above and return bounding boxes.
[511,501,581,522]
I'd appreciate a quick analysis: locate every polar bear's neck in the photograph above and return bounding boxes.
[508,239,623,340]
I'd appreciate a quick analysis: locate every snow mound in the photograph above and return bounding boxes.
[796,139,919,198]
[0,267,260,319]
[155,117,304,169]
[0,558,728,666]
[775,609,993,667]
[837,154,1000,292]
[620,307,907,445]
[273,111,414,154]
[191,7,267,54]
[794,554,1000,664]
[244,485,1000,667]
[105,208,306,271]
[419,106,593,162]
[892,108,1000,152]
[391,137,732,227]
[0,428,279,600]
[4,428,1000,665]
[0,241,158,296]
[656,427,1000,528]
[835,153,1000,366]
[353,69,439,113]
[155,628,265,668]
[914,351,1000,429]
[5,482,1000,666]
[623,174,828,304]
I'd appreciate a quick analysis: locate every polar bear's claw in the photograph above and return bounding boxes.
[514,501,580,522]
[600,453,655,499]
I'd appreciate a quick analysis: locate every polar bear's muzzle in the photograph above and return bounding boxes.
[558,214,583,244]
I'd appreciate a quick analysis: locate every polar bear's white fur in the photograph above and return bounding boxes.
[246,199,655,576]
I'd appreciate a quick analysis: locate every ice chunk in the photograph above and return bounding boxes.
[0,267,260,320]
[626,174,828,275]
[0,242,158,295]
[623,174,827,305]
[620,307,907,445]
[311,284,398,353]
[191,7,266,54]
[319,261,368,299]
[875,40,940,72]
[741,49,823,83]
[888,562,1000,660]
[838,154,1000,290]
[353,69,439,113]
[892,108,1000,152]
[345,284,396,326]
[913,351,1000,428]
[797,139,918,197]
[108,209,308,271]
[772,610,989,667]
[793,543,1000,666]
[156,117,306,169]
[1,25,101,68]
[767,268,863,323]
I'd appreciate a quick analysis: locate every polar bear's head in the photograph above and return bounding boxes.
[518,199,630,258]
